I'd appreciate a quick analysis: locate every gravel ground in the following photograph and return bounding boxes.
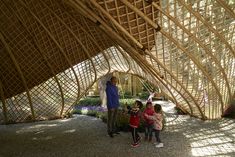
[0,101,234,157]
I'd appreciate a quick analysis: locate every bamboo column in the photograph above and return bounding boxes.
[0,32,35,120]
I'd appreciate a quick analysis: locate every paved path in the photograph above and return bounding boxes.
[0,101,234,157]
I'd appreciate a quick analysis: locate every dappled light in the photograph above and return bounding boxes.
[16,124,58,134]
[165,114,235,156]
[81,108,89,115]
[63,129,76,133]
[0,102,235,156]
[59,118,73,123]
[32,136,54,141]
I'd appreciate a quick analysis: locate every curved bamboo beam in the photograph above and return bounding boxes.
[4,1,65,118]
[152,2,232,100]
[120,0,224,114]
[41,1,97,82]
[70,0,200,118]
[90,0,143,49]
[0,80,8,123]
[127,73,183,112]
[61,3,112,76]
[64,74,109,114]
[41,1,101,114]
[114,46,132,73]
[111,36,194,114]
[135,54,194,115]
[69,0,131,73]
[115,46,190,114]
[0,32,35,120]
[177,0,235,58]
[18,0,81,110]
[160,30,224,111]
[120,0,160,30]
[113,39,193,114]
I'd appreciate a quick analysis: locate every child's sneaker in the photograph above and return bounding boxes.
[131,143,140,148]
[155,143,164,148]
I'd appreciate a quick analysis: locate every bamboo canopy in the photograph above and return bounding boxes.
[0,0,234,123]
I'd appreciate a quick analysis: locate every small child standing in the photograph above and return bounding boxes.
[143,101,154,142]
[144,104,164,148]
[127,100,143,147]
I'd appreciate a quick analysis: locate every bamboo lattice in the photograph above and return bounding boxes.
[0,0,234,123]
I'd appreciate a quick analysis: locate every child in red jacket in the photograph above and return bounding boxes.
[144,104,164,148]
[127,100,143,147]
[143,101,154,142]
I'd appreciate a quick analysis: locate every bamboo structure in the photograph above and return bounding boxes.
[0,0,234,123]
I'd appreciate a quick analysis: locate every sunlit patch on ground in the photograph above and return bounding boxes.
[0,100,234,157]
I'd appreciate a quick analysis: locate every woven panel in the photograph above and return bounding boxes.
[0,0,234,123]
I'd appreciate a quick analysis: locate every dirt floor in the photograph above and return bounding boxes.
[0,101,235,157]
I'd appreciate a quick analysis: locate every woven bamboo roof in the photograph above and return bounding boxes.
[0,0,234,123]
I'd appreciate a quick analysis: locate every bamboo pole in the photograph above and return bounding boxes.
[70,0,201,118]
[117,45,191,114]
[0,32,35,120]
[177,0,235,58]
[90,0,143,49]
[160,29,224,111]
[216,0,235,18]
[0,80,8,123]
[120,0,224,114]
[120,0,161,30]
[41,1,97,81]
[115,46,132,73]
[41,0,101,115]
[4,0,65,118]
[18,0,81,112]
[61,1,112,106]
[114,41,193,114]
[152,2,232,100]
[76,13,111,74]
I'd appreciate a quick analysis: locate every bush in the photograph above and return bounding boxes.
[138,92,149,100]
[72,106,107,122]
[76,97,101,106]
[123,91,133,98]
[119,99,136,108]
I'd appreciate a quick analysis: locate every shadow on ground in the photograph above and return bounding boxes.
[0,101,234,157]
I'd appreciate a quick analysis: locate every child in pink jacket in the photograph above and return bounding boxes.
[144,104,164,148]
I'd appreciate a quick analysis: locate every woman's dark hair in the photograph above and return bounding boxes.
[154,104,162,113]
[146,101,152,106]
[136,100,143,109]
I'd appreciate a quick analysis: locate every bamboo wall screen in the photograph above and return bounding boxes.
[0,0,234,123]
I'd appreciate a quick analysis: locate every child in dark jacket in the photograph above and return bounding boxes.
[127,100,143,147]
[143,101,154,142]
